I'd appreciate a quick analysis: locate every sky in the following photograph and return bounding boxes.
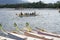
[27,0,60,3]
[0,0,60,4]
[0,0,26,4]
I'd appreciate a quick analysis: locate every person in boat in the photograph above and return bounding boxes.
[23,22,32,32]
[16,14,17,15]
[21,12,23,15]
[19,12,23,16]
[32,11,36,15]
[29,11,36,16]
[25,13,29,15]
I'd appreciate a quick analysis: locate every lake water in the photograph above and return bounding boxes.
[0,8,60,34]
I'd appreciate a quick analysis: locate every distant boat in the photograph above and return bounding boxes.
[15,8,20,10]
[16,12,38,17]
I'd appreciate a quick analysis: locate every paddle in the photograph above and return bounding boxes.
[35,27,47,32]
[25,22,32,32]
[14,22,24,34]
[14,23,20,32]
[0,24,8,35]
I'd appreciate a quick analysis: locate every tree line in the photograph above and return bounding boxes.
[0,1,60,8]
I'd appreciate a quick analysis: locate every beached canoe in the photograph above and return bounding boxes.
[1,31,60,40]
[8,32,46,40]
[34,28,60,38]
[24,32,53,40]
[24,32,60,40]
[31,29,60,40]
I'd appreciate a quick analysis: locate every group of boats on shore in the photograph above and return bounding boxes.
[0,23,60,40]
[0,28,60,40]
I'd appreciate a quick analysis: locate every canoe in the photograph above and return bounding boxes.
[8,32,46,40]
[0,32,26,40]
[35,28,60,38]
[24,32,53,40]
[34,28,60,38]
[1,31,60,40]
[24,32,60,40]
[16,12,38,17]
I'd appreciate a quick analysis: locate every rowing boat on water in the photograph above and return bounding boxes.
[16,12,38,17]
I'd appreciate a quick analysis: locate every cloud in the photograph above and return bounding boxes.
[41,0,59,3]
[27,0,40,2]
[27,0,59,3]
[0,0,59,4]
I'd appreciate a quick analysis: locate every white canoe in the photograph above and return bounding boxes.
[24,32,60,40]
[8,32,44,40]
[1,32,60,40]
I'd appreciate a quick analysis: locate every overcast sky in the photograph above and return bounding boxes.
[0,0,60,4]
[27,0,60,3]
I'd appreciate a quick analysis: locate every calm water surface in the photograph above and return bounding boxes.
[0,8,60,34]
